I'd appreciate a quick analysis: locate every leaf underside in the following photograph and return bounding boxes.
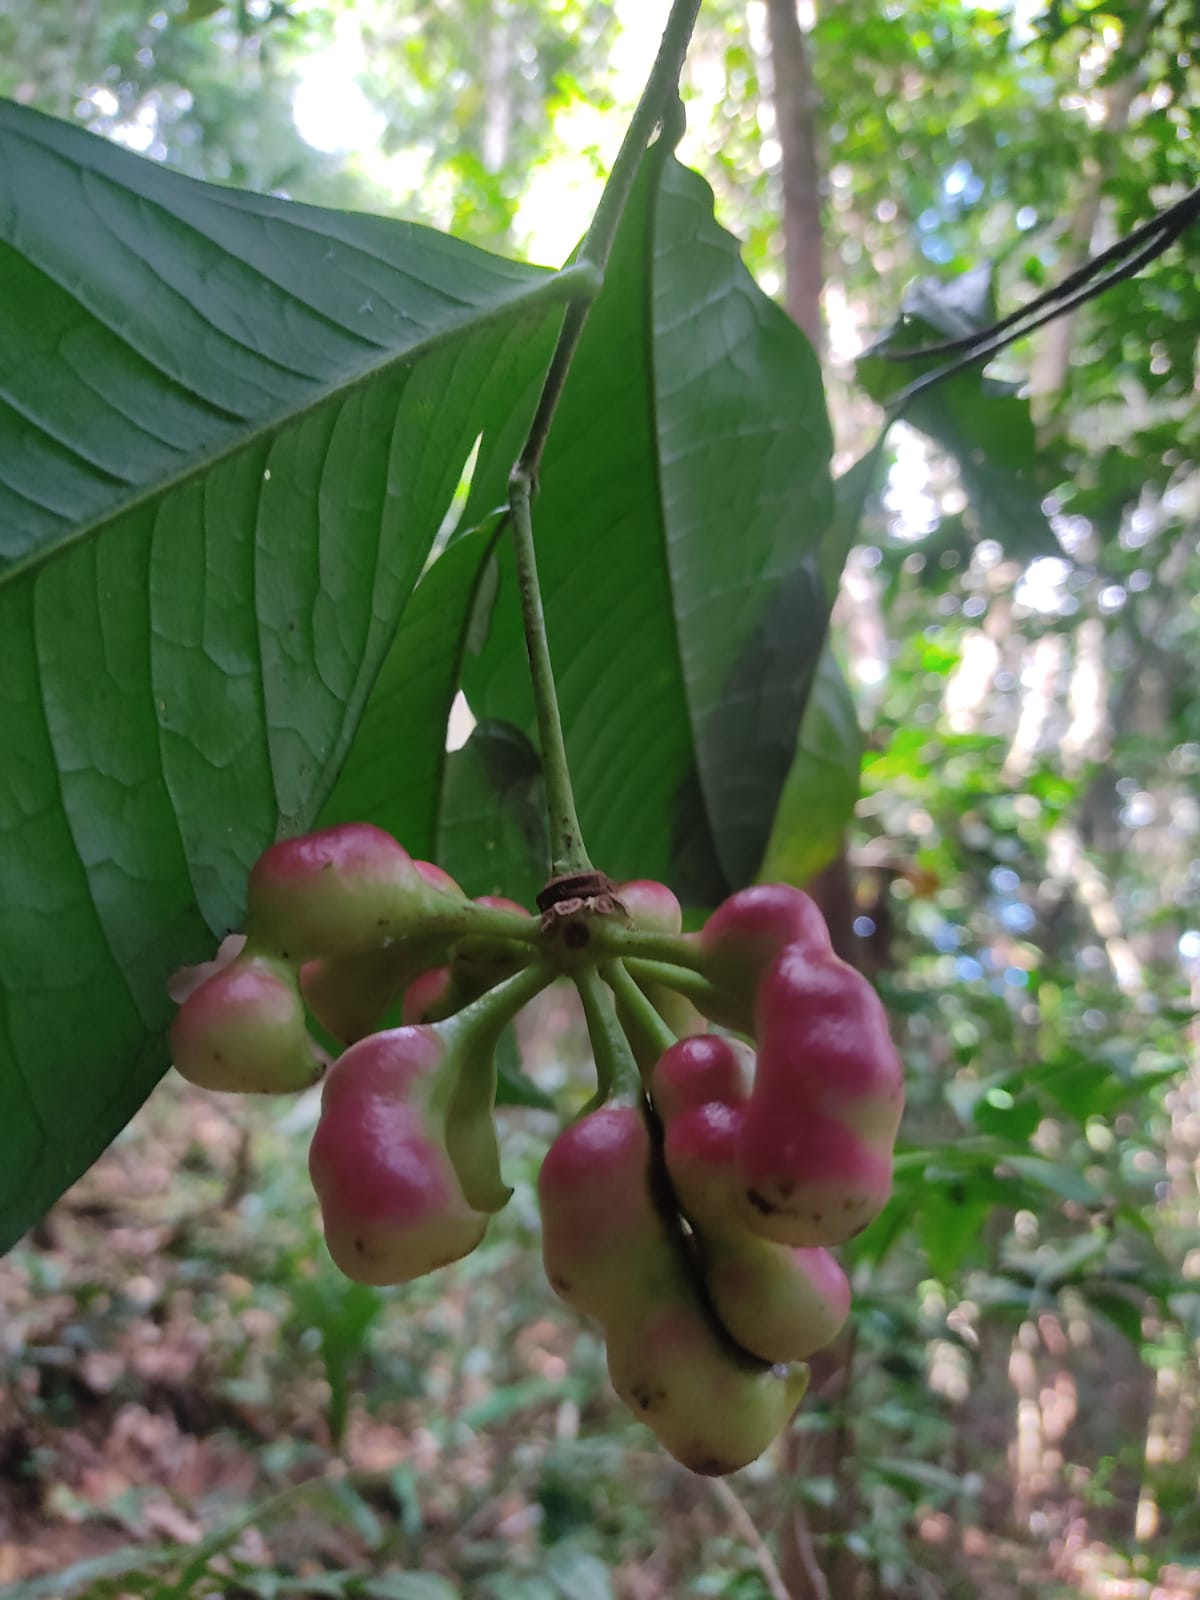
[0,102,572,1249]
[326,147,841,908]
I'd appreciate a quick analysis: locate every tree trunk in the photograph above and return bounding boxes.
[764,0,824,351]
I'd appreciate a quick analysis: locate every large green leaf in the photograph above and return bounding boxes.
[0,101,580,1250]
[758,644,861,888]
[327,145,837,906]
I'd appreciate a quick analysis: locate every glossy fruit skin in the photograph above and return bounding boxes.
[695,884,832,1034]
[309,1027,487,1285]
[539,1104,807,1474]
[606,1305,808,1477]
[737,945,905,1246]
[538,1107,664,1319]
[170,954,324,1094]
[247,824,464,964]
[700,1239,850,1365]
[651,1036,850,1363]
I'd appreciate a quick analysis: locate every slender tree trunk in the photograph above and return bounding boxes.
[764,0,824,351]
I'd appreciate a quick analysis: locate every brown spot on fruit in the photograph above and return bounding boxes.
[747,1189,778,1217]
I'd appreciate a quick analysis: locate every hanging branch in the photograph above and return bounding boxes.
[877,183,1200,415]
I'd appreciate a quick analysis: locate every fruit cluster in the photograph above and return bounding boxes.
[169,824,904,1476]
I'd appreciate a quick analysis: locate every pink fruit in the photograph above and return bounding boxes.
[736,945,904,1245]
[651,1034,752,1124]
[402,965,453,1025]
[538,1102,809,1474]
[695,884,832,1034]
[538,1107,663,1317]
[170,954,323,1094]
[301,945,437,1043]
[651,1034,854,1362]
[309,1027,487,1285]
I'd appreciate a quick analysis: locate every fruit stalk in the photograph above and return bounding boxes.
[504,0,703,880]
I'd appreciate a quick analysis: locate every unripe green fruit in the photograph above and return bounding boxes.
[170,954,323,1094]
[738,946,904,1245]
[246,824,464,963]
[606,1303,808,1477]
[695,884,831,1034]
[309,1026,487,1285]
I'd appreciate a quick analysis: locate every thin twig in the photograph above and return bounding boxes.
[710,1476,793,1600]
[876,183,1200,365]
[504,0,704,879]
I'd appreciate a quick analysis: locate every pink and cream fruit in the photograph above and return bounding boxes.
[651,1036,851,1364]
[246,824,464,963]
[539,1104,807,1475]
[738,945,905,1246]
[309,1027,487,1285]
[170,954,324,1094]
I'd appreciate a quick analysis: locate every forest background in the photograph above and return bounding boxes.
[0,1,1198,1597]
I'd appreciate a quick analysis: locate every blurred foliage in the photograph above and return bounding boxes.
[2,0,1200,1597]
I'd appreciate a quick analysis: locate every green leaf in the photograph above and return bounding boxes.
[917,1186,993,1282]
[544,1548,614,1600]
[1082,1289,1145,1347]
[0,1546,178,1600]
[434,146,834,903]
[0,102,577,1249]
[759,644,861,887]
[869,1457,969,1500]
[1004,1155,1103,1206]
[362,1577,460,1600]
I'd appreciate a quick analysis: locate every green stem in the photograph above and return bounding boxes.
[508,471,590,877]
[601,960,679,1069]
[588,921,706,970]
[573,964,644,1107]
[505,0,704,879]
[620,956,727,1020]
[444,959,557,1048]
[450,900,544,945]
[518,0,701,486]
